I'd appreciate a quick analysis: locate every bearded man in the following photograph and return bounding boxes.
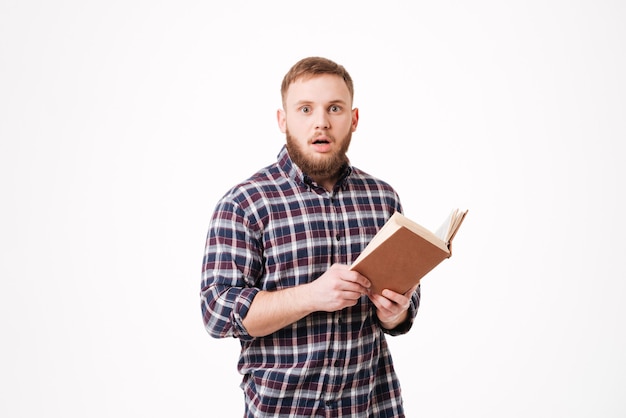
[200,56,420,418]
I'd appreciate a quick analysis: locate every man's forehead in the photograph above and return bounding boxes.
[285,74,351,103]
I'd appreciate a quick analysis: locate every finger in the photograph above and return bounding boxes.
[341,271,371,290]
[404,284,419,297]
[368,293,385,312]
[341,282,370,296]
[378,291,412,314]
[369,292,395,312]
[340,290,366,305]
[381,289,408,304]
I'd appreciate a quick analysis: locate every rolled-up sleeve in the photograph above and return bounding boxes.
[200,198,263,341]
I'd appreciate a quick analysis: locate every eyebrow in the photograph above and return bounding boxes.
[294,99,348,106]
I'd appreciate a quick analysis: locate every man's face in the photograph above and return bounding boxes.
[277,74,359,180]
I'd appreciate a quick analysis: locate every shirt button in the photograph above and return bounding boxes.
[335,233,341,241]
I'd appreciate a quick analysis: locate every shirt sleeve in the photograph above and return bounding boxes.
[200,198,263,341]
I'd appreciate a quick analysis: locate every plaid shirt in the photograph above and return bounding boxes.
[201,146,420,417]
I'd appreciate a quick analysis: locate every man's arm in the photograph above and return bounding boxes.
[242,264,371,337]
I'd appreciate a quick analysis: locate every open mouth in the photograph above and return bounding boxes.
[311,138,332,153]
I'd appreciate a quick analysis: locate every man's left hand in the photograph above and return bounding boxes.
[369,284,419,330]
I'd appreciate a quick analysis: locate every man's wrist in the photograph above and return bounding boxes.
[379,310,409,330]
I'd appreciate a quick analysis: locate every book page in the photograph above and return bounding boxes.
[447,209,468,244]
[434,208,467,244]
[435,210,455,242]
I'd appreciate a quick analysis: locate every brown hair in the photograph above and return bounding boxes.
[280,57,354,107]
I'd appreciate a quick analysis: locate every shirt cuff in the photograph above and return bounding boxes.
[232,287,260,341]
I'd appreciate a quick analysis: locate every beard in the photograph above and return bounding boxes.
[285,129,352,180]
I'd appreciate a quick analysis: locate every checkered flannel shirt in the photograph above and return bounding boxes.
[201,146,420,417]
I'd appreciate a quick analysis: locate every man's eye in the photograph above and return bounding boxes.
[301,106,311,113]
[329,105,341,112]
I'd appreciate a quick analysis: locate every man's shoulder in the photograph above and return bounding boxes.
[220,162,286,204]
[348,166,397,192]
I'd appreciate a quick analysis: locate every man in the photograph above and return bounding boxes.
[201,56,420,417]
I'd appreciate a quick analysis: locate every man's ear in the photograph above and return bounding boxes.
[351,108,359,132]
[277,109,287,133]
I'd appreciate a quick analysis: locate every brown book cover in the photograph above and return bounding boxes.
[350,209,468,295]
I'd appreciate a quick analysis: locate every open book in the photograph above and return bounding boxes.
[350,209,468,296]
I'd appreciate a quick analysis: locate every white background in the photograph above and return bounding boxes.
[1,1,625,417]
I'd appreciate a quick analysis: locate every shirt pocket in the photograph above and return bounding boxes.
[346,225,379,263]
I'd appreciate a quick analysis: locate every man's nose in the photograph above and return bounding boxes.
[315,112,330,129]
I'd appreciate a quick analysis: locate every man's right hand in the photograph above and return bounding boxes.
[241,263,371,337]
[304,263,371,312]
